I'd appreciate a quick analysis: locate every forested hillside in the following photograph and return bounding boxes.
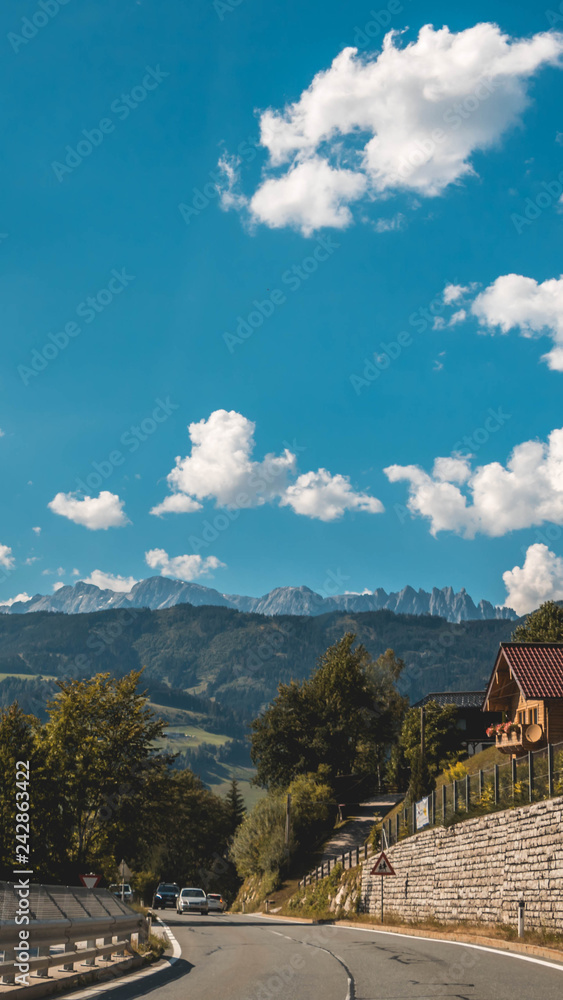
[0,603,516,725]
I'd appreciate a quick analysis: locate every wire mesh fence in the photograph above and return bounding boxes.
[381,740,563,848]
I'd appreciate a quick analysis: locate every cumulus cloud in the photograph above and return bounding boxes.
[503,543,563,615]
[220,23,563,233]
[280,469,384,521]
[0,544,14,570]
[443,283,469,304]
[48,491,129,530]
[471,273,563,371]
[152,409,383,521]
[0,593,31,607]
[145,548,226,581]
[82,570,139,592]
[385,426,563,537]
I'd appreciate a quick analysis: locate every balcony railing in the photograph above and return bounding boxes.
[495,723,546,755]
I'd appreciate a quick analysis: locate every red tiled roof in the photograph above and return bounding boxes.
[499,642,563,698]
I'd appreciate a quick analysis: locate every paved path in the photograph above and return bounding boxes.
[92,913,563,1000]
[318,794,404,863]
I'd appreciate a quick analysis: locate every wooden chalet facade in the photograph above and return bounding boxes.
[483,642,563,755]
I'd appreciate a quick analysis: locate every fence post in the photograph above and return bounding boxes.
[548,743,554,797]
[465,774,470,812]
[494,764,499,805]
[356,847,360,866]
[528,751,534,803]
[512,758,517,800]
[479,769,484,799]
[396,812,400,841]
[442,783,447,823]
[430,789,435,826]
[387,819,392,846]
[453,778,458,814]
[412,801,416,833]
[364,843,368,861]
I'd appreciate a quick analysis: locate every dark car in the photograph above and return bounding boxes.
[152,882,180,909]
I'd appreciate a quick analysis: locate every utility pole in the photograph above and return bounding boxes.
[285,794,291,857]
[420,706,425,759]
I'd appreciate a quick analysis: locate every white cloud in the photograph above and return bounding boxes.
[53,582,64,592]
[280,469,384,521]
[443,283,469,304]
[48,491,129,530]
[250,157,367,235]
[503,543,563,615]
[0,429,4,438]
[472,273,563,371]
[72,568,80,576]
[32,526,41,535]
[223,24,563,233]
[0,544,14,570]
[0,593,32,607]
[81,570,139,592]
[217,154,249,212]
[145,548,226,581]
[385,427,563,537]
[449,308,466,326]
[152,409,383,521]
[373,212,406,233]
[150,493,203,517]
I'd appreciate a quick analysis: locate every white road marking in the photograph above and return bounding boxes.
[255,915,563,974]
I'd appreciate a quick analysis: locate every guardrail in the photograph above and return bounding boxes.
[0,882,146,986]
[299,844,371,887]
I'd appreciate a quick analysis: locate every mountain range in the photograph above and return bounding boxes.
[0,577,517,623]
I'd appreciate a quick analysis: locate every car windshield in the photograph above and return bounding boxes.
[183,889,205,897]
[159,884,178,892]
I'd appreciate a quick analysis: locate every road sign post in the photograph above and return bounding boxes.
[369,851,396,924]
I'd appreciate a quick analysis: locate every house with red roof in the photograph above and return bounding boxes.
[483,642,563,755]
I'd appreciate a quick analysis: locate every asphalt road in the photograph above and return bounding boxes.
[92,914,563,1000]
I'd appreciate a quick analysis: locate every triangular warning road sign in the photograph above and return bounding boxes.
[79,874,101,889]
[370,851,396,876]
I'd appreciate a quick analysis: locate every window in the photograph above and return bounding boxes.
[533,708,538,725]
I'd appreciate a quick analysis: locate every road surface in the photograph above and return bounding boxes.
[91,913,563,1000]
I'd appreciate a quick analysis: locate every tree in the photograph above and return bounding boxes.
[511,601,563,642]
[389,701,463,798]
[250,634,406,788]
[40,670,173,879]
[225,779,246,834]
[230,770,333,882]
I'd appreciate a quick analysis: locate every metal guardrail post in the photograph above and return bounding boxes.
[83,939,97,965]
[37,947,51,977]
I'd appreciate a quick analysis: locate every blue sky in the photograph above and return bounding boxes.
[2,0,563,613]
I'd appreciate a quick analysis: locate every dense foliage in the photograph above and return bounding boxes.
[387,700,464,798]
[0,604,516,733]
[0,671,236,892]
[511,601,563,642]
[250,635,406,788]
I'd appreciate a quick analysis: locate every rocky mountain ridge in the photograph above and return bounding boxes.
[0,577,517,623]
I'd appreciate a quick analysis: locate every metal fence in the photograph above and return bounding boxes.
[0,882,145,985]
[299,844,372,887]
[381,739,563,847]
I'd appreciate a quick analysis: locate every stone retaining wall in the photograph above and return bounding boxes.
[360,796,563,930]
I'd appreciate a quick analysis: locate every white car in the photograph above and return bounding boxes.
[176,887,209,915]
[108,883,134,903]
[207,893,226,913]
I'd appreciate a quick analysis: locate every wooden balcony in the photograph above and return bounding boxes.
[495,723,546,756]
